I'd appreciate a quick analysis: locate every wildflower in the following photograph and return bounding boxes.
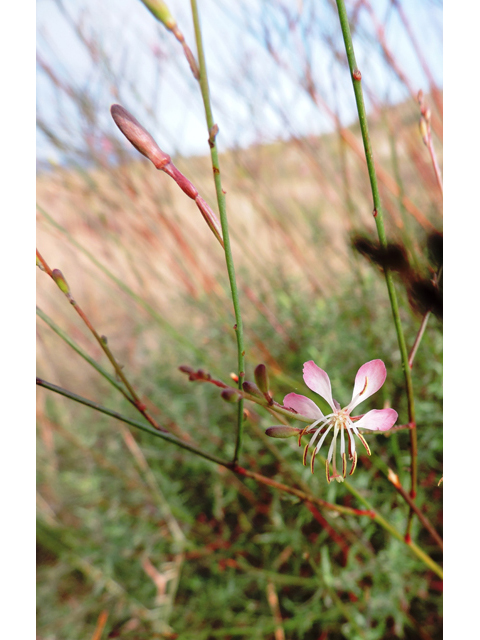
[283,360,397,483]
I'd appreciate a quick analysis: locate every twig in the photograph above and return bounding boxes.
[190,0,246,464]
[37,249,168,432]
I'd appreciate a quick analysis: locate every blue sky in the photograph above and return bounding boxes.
[36,0,442,166]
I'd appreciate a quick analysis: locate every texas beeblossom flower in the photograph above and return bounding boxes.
[283,360,397,483]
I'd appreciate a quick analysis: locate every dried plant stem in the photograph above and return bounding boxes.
[408,312,431,368]
[36,249,167,433]
[334,0,417,536]
[37,378,442,578]
[190,0,246,464]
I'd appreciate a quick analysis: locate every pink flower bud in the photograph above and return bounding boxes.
[254,364,270,394]
[110,104,171,169]
[265,426,301,439]
[52,269,70,295]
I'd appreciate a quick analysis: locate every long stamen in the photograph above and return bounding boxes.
[297,416,327,447]
[313,423,334,455]
[303,443,309,466]
[349,451,358,476]
[310,448,317,474]
[352,425,371,455]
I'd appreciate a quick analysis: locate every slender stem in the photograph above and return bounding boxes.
[334,0,417,530]
[37,249,166,432]
[387,469,443,550]
[344,478,443,579]
[37,204,209,365]
[190,0,246,463]
[36,378,228,466]
[36,306,126,394]
[408,312,431,368]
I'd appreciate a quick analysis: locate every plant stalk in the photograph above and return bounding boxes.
[190,0,246,463]
[334,0,417,533]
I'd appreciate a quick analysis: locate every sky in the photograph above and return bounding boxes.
[36,0,443,167]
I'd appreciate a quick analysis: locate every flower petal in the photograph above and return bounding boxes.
[302,361,335,411]
[348,360,387,411]
[354,408,398,431]
[283,393,324,420]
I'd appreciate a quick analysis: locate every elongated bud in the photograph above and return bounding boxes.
[254,364,269,394]
[36,255,45,271]
[178,365,194,375]
[195,196,224,247]
[265,426,301,439]
[242,381,263,398]
[140,0,176,31]
[52,269,70,295]
[110,104,171,169]
[419,118,429,145]
[221,389,240,403]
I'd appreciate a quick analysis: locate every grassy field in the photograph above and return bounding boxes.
[36,2,442,637]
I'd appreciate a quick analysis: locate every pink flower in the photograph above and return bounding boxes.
[283,360,397,483]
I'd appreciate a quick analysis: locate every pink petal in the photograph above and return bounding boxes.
[348,360,387,411]
[354,408,398,431]
[283,393,324,420]
[302,361,335,411]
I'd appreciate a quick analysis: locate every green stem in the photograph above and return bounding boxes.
[36,306,125,394]
[190,0,246,463]
[344,478,442,579]
[36,378,229,467]
[334,0,417,529]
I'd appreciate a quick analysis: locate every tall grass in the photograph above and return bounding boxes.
[37,1,442,638]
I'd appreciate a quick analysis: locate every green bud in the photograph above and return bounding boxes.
[140,0,176,31]
[52,269,70,295]
[254,363,270,394]
[221,389,240,403]
[265,426,301,439]
[242,381,263,398]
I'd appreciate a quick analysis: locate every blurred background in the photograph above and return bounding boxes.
[36,1,443,638]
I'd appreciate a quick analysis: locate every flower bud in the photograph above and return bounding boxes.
[242,381,263,398]
[195,196,224,247]
[254,364,270,394]
[221,389,240,403]
[265,426,301,439]
[178,365,195,375]
[419,118,428,144]
[52,269,70,295]
[140,0,176,31]
[110,104,171,169]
